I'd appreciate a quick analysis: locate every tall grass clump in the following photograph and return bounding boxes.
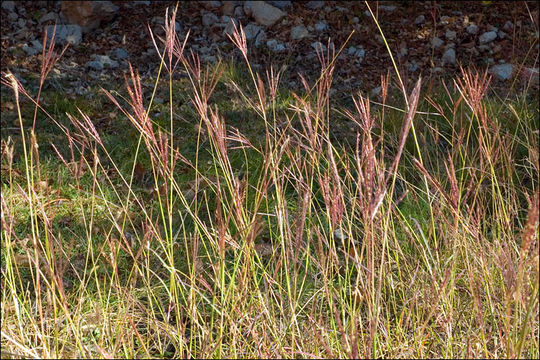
[1,5,538,358]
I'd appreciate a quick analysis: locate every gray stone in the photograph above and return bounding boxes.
[201,1,222,9]
[39,12,60,24]
[445,30,456,41]
[31,39,43,52]
[431,37,444,48]
[408,61,419,72]
[440,15,450,25]
[1,1,15,12]
[479,31,497,44]
[266,39,285,52]
[202,12,219,27]
[305,1,324,9]
[111,47,129,60]
[222,17,238,36]
[370,86,382,96]
[314,21,328,32]
[244,23,262,39]
[7,12,18,21]
[414,15,425,25]
[244,1,286,27]
[290,24,309,40]
[379,5,396,11]
[489,63,514,80]
[46,24,82,46]
[442,48,456,65]
[311,41,325,52]
[86,55,119,70]
[466,24,478,35]
[497,30,507,39]
[503,21,514,32]
[267,1,292,10]
[22,44,39,56]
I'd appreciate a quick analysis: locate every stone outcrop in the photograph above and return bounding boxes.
[60,1,119,33]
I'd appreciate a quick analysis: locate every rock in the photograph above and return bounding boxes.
[348,47,365,60]
[479,31,497,44]
[311,41,325,52]
[431,37,444,48]
[497,30,507,39]
[22,44,39,56]
[408,61,419,72]
[371,86,382,97]
[379,5,396,11]
[222,17,238,37]
[31,39,43,52]
[266,39,286,52]
[61,1,119,33]
[111,47,129,60]
[520,67,539,86]
[45,24,82,46]
[244,1,286,27]
[202,12,219,27]
[314,21,328,32]
[503,21,514,32]
[466,24,479,35]
[290,24,309,40]
[442,48,456,65]
[244,23,266,46]
[7,12,18,22]
[201,1,222,9]
[39,11,60,24]
[489,63,514,80]
[1,1,15,12]
[222,1,236,16]
[305,1,324,9]
[440,15,450,25]
[267,1,292,10]
[445,30,456,41]
[414,15,425,25]
[86,55,119,70]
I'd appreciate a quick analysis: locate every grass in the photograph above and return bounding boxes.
[1,5,539,359]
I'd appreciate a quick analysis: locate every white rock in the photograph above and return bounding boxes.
[442,48,456,65]
[489,63,514,80]
[479,31,497,44]
[466,24,478,35]
[290,24,309,40]
[431,37,444,48]
[244,1,286,27]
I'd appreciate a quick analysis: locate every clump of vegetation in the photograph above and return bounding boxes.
[1,5,538,359]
